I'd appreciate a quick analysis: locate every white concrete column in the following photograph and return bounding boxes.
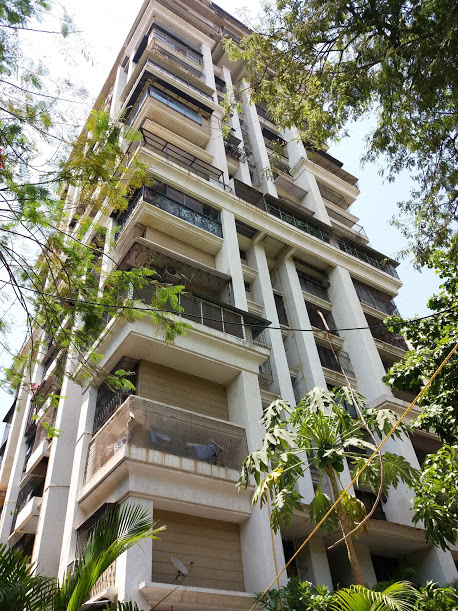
[216,209,247,310]
[282,127,331,224]
[222,66,251,184]
[58,386,97,579]
[301,538,334,590]
[0,368,38,543]
[409,546,458,585]
[240,81,277,197]
[116,495,154,606]
[111,64,128,117]
[247,243,295,403]
[327,265,391,401]
[32,378,83,576]
[354,542,377,586]
[277,258,327,394]
[201,43,229,182]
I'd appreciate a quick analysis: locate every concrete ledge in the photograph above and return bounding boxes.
[139,581,254,609]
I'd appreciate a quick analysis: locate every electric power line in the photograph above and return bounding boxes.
[0,278,456,334]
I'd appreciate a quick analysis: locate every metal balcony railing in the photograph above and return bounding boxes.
[141,130,231,192]
[85,396,249,481]
[151,42,204,80]
[369,324,408,351]
[354,282,399,316]
[147,59,212,101]
[274,294,289,326]
[117,186,223,239]
[135,285,269,348]
[327,208,368,241]
[337,240,400,279]
[316,344,355,378]
[258,358,274,387]
[10,475,45,534]
[151,27,202,65]
[305,301,339,336]
[256,106,277,125]
[265,202,334,243]
[270,155,292,177]
[297,271,330,302]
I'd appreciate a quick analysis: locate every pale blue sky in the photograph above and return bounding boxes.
[0,0,441,418]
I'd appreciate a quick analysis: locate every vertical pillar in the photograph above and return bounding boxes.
[222,66,251,184]
[247,243,295,403]
[277,258,327,394]
[328,266,390,401]
[240,81,277,197]
[58,386,97,578]
[216,209,247,310]
[201,43,229,182]
[32,378,82,575]
[353,542,377,586]
[115,496,154,606]
[302,538,334,590]
[227,370,287,591]
[409,546,457,585]
[283,127,331,224]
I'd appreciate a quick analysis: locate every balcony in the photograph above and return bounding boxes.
[355,490,387,521]
[305,301,339,336]
[84,396,249,482]
[10,475,44,535]
[337,240,400,278]
[316,344,355,378]
[269,156,308,200]
[140,129,231,192]
[297,271,330,302]
[135,284,269,348]
[127,82,211,147]
[353,280,399,316]
[146,58,212,101]
[117,186,223,241]
[265,201,334,243]
[366,314,408,351]
[306,148,359,188]
[327,207,368,243]
[150,41,205,81]
[150,25,203,67]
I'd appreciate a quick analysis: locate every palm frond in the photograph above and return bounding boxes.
[0,543,55,611]
[55,503,163,611]
[332,581,419,611]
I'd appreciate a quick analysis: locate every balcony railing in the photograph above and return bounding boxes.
[369,323,408,351]
[141,129,231,192]
[270,155,292,177]
[10,475,45,534]
[256,106,277,125]
[117,186,223,239]
[136,285,269,348]
[337,240,399,278]
[327,208,368,241]
[151,26,202,65]
[354,282,399,316]
[305,301,339,336]
[297,272,330,302]
[316,344,355,378]
[265,202,333,243]
[147,59,212,101]
[85,396,249,481]
[151,42,204,80]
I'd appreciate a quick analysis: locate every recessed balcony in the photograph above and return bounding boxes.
[353,280,399,316]
[10,475,45,537]
[84,395,249,483]
[128,83,211,147]
[269,156,308,200]
[316,344,355,379]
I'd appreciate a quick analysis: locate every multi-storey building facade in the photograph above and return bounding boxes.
[0,1,456,608]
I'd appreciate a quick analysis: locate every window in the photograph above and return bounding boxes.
[156,184,220,221]
[149,86,201,124]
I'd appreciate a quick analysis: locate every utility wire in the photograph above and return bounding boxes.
[0,278,456,333]
[250,341,458,610]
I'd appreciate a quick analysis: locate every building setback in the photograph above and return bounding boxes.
[0,0,456,608]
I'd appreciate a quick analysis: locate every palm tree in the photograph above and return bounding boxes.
[239,386,418,585]
[332,580,419,610]
[0,503,163,610]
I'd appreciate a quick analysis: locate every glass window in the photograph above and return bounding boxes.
[149,86,201,124]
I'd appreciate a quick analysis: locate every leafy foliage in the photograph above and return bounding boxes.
[331,580,419,611]
[224,0,458,263]
[383,250,458,549]
[255,577,334,610]
[0,2,190,422]
[416,580,458,611]
[0,543,55,611]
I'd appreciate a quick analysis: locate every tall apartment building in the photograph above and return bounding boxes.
[0,0,456,608]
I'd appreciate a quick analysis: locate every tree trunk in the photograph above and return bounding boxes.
[327,468,365,586]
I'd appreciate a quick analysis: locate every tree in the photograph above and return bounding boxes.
[1,2,189,413]
[0,502,162,610]
[224,0,458,263]
[383,249,458,550]
[238,387,418,586]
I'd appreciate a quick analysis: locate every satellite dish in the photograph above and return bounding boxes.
[171,556,188,576]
